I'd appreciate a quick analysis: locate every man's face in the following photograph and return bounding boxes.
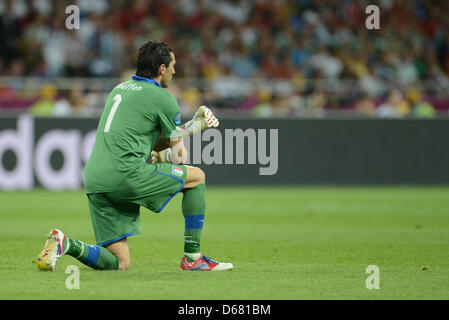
[161,52,176,88]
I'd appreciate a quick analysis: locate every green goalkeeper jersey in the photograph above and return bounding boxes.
[84,76,182,193]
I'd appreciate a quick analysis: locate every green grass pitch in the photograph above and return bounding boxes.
[1,186,449,300]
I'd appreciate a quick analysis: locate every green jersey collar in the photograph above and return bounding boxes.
[132,75,162,88]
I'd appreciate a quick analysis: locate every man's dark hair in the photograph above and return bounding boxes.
[135,40,173,79]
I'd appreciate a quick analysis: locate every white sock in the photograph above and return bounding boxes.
[184,252,201,261]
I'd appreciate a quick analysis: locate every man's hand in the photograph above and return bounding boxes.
[151,149,172,163]
[151,137,188,165]
[184,106,219,136]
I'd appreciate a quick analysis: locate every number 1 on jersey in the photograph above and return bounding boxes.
[104,94,122,133]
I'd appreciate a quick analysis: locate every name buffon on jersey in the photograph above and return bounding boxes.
[116,82,142,91]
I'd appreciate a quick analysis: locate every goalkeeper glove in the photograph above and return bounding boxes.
[184,106,219,136]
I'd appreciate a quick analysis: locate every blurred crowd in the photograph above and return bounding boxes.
[1,0,449,118]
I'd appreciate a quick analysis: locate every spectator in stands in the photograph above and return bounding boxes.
[0,0,449,117]
[377,89,411,118]
[252,90,274,118]
[29,83,57,116]
[407,87,437,118]
[355,94,377,117]
[0,0,21,68]
[413,101,437,118]
[53,88,89,116]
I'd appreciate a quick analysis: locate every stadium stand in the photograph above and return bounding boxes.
[1,0,449,117]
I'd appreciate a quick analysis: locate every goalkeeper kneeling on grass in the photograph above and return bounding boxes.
[35,40,233,272]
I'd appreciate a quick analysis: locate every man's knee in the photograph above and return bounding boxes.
[193,167,206,186]
[104,238,130,270]
[118,258,130,270]
[197,168,206,184]
[186,166,206,187]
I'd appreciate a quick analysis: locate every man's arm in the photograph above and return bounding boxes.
[152,106,219,160]
[169,137,188,164]
[153,133,170,152]
[152,136,188,164]
[152,123,191,152]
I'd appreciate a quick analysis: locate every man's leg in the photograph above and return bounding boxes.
[184,165,205,189]
[66,192,138,270]
[182,166,206,260]
[65,235,121,270]
[36,229,121,271]
[104,238,130,270]
[180,166,233,271]
[36,191,138,271]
